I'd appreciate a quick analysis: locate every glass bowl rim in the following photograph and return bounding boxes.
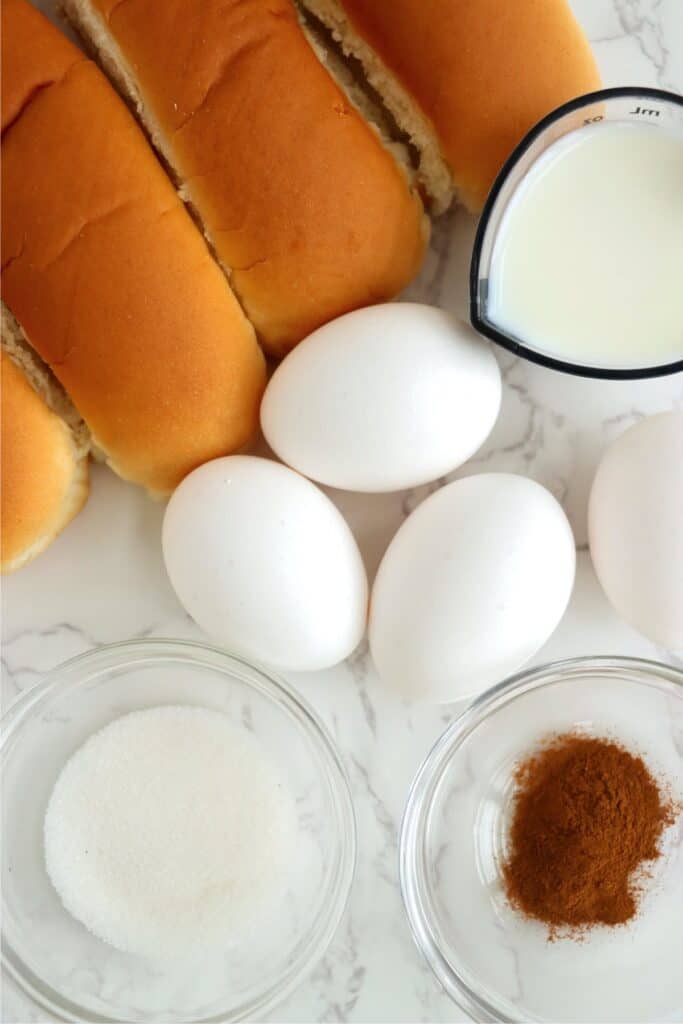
[469,85,683,381]
[1,637,357,1024]
[399,654,683,1024]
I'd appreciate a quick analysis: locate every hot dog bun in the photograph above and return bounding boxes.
[1,342,89,574]
[302,0,601,212]
[1,0,265,495]
[63,0,429,357]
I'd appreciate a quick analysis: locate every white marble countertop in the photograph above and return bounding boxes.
[3,1,682,1021]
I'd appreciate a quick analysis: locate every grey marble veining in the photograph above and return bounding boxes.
[2,2,682,1021]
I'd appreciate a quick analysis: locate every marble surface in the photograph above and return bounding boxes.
[2,1,682,1021]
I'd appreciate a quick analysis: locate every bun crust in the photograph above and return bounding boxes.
[64,0,429,356]
[1,350,89,573]
[1,0,265,495]
[303,0,601,211]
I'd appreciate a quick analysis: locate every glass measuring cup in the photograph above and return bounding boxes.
[470,87,683,380]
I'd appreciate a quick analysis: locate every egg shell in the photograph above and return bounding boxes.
[162,456,368,671]
[589,411,683,650]
[369,473,576,702]
[260,304,501,493]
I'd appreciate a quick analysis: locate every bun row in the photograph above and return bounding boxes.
[1,0,599,571]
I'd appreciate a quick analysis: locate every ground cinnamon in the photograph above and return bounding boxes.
[502,733,675,936]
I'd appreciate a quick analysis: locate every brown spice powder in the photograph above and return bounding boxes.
[502,733,676,937]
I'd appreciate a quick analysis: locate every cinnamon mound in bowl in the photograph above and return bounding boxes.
[503,733,677,936]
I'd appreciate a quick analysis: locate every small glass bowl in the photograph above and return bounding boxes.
[399,657,683,1023]
[1,639,356,1023]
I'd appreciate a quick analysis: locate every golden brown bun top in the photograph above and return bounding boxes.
[2,0,265,494]
[87,0,428,356]
[336,0,601,210]
[1,351,79,570]
[1,0,83,132]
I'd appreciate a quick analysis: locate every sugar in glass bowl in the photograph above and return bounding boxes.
[399,656,683,1023]
[1,639,356,1023]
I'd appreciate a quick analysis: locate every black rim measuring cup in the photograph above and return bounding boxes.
[470,86,683,380]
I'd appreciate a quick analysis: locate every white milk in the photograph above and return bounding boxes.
[487,122,683,370]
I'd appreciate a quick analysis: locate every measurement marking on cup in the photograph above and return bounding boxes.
[583,115,603,125]
[630,106,660,117]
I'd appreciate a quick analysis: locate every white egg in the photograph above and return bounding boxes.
[162,456,368,671]
[369,474,576,702]
[589,411,683,650]
[261,304,501,493]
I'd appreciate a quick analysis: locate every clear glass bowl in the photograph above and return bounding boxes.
[1,639,356,1023]
[470,87,683,380]
[399,657,683,1023]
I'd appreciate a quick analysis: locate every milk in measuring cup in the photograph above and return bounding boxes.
[487,121,683,371]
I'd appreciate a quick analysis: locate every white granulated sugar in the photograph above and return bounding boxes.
[44,706,297,959]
